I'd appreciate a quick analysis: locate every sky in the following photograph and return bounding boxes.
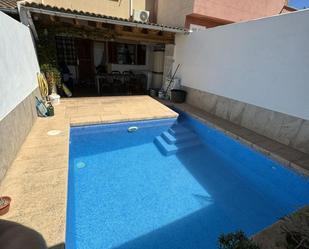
[288,0,309,9]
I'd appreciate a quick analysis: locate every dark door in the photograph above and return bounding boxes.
[75,39,94,84]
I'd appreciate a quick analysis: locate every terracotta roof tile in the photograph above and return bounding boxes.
[22,2,185,32]
[283,5,297,11]
[0,0,17,9]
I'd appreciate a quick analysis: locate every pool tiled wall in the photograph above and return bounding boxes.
[183,86,309,155]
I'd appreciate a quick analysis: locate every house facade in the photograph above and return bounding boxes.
[15,0,183,97]
[29,0,157,22]
[157,0,296,29]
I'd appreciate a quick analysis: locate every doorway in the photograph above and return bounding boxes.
[75,38,95,85]
[74,39,98,96]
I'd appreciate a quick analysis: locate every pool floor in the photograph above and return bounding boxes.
[67,117,309,249]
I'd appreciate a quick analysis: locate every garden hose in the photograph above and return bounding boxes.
[37,73,49,100]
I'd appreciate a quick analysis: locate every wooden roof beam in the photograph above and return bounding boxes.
[73,18,80,26]
[45,14,60,22]
[116,32,174,44]
[96,22,102,28]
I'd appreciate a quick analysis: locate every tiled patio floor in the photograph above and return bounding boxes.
[0,96,178,248]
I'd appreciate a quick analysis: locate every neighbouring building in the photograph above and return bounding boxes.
[28,0,157,22]
[156,0,296,29]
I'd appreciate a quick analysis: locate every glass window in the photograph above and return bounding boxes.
[55,36,77,65]
[108,42,146,65]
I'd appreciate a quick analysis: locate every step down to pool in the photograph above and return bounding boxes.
[162,131,198,145]
[154,125,201,156]
[169,126,192,136]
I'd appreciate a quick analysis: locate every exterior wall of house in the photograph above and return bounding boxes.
[33,0,152,19]
[185,14,229,29]
[193,0,289,23]
[156,0,195,27]
[0,12,40,181]
[174,10,309,154]
[157,0,294,28]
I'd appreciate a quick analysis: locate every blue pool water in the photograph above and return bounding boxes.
[67,111,309,249]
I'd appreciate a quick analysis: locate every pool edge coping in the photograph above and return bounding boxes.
[160,100,309,178]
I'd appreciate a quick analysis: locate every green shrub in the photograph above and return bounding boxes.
[40,64,61,94]
[218,231,260,249]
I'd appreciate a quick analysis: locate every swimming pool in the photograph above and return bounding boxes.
[67,110,309,249]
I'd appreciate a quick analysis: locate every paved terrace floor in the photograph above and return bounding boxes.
[0,96,178,249]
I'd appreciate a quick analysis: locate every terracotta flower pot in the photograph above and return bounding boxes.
[0,196,11,216]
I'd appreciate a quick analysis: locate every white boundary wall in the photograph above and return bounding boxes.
[0,12,40,121]
[174,10,309,120]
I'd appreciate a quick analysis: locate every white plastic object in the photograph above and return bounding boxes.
[47,130,62,136]
[128,126,139,132]
[49,93,60,105]
[158,90,165,99]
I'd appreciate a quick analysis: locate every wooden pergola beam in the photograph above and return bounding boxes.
[116,30,175,44]
[48,15,60,22]
[33,12,176,44]
[95,22,102,29]
[148,29,160,35]
[73,19,80,26]
[116,35,174,44]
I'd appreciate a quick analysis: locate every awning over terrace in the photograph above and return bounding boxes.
[18,2,188,44]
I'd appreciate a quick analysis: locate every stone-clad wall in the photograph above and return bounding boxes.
[184,86,309,155]
[0,13,41,183]
[0,88,40,182]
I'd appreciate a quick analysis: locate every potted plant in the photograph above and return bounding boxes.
[40,64,61,94]
[0,196,11,216]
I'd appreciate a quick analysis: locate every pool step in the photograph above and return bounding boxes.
[168,126,192,136]
[162,131,198,145]
[154,125,201,156]
[154,136,201,156]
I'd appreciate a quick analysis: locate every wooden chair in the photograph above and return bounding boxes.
[111,72,124,94]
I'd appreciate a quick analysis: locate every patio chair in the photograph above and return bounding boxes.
[135,74,147,94]
[123,71,135,95]
[111,71,121,74]
[122,71,133,75]
[111,72,124,94]
[99,74,113,95]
